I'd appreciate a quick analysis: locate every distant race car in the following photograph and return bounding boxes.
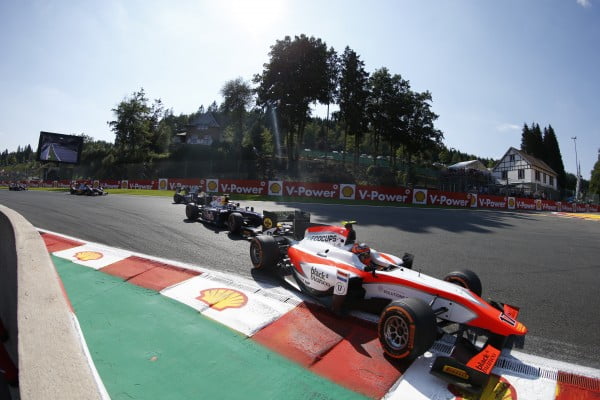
[249,223,527,394]
[8,182,28,191]
[185,193,308,236]
[70,183,107,196]
[173,186,199,204]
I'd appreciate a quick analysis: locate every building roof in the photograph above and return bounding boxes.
[189,112,220,129]
[494,147,557,176]
[448,160,488,171]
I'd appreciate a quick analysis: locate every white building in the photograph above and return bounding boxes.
[492,147,558,193]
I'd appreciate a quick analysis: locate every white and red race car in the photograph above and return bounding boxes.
[249,223,527,394]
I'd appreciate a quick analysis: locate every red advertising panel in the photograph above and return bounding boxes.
[202,179,268,195]
[124,180,156,190]
[427,190,473,207]
[476,195,508,209]
[165,178,202,191]
[354,185,411,203]
[283,182,339,198]
[515,198,537,211]
[539,200,558,211]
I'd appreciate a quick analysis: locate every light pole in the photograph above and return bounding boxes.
[571,136,580,201]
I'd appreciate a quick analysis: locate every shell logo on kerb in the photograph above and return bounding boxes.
[74,251,103,261]
[196,288,248,311]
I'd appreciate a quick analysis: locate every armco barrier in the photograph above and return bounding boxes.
[0,205,104,399]
[7,178,599,212]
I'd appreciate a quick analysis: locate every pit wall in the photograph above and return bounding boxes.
[0,205,104,399]
[5,178,599,212]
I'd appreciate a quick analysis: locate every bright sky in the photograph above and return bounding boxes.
[1,0,598,179]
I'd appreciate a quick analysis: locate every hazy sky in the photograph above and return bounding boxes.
[1,0,598,178]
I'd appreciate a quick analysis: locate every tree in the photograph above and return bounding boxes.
[254,35,333,169]
[543,125,566,191]
[108,88,168,164]
[221,78,254,149]
[338,46,369,166]
[589,160,600,198]
[522,123,545,159]
[403,90,443,167]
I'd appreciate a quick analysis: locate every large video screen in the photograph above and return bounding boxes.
[36,131,84,164]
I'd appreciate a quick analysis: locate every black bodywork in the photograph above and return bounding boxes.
[70,184,107,196]
[173,186,199,204]
[185,193,309,236]
[8,183,28,191]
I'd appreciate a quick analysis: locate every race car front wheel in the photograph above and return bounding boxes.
[228,212,243,234]
[249,236,280,269]
[443,269,482,297]
[185,204,200,220]
[378,298,437,360]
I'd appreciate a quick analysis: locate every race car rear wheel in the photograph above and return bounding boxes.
[249,236,280,269]
[443,269,482,297]
[228,212,243,234]
[173,193,182,204]
[185,204,199,220]
[378,298,437,360]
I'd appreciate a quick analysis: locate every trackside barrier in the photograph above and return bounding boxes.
[0,205,105,399]
[4,178,599,212]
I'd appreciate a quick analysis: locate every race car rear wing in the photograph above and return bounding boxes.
[262,210,311,240]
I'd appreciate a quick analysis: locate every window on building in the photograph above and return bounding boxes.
[501,170,508,180]
[535,171,541,181]
[543,173,547,184]
[518,169,524,179]
[549,176,554,186]
[509,154,515,162]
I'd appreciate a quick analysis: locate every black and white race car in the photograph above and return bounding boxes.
[8,182,28,191]
[173,186,199,204]
[184,193,307,236]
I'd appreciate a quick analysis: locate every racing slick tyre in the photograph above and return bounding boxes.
[378,298,437,360]
[249,236,280,269]
[443,269,482,297]
[228,212,243,234]
[185,203,200,221]
[173,193,183,204]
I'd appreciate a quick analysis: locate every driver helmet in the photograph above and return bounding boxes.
[351,243,371,265]
[222,194,229,205]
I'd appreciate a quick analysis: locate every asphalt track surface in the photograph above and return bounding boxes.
[1,189,599,370]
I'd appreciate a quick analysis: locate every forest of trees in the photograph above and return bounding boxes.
[1,34,596,198]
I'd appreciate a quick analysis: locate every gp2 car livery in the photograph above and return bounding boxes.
[249,223,527,394]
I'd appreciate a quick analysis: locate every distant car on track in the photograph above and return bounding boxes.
[249,223,527,394]
[8,182,28,191]
[185,193,308,236]
[70,183,107,196]
[173,186,199,204]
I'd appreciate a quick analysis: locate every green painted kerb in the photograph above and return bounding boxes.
[52,256,366,400]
